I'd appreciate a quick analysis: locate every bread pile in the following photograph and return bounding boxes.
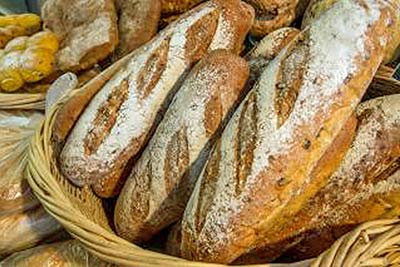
[0,111,64,258]
[54,0,400,264]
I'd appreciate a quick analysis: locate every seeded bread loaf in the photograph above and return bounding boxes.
[180,0,395,263]
[59,0,254,198]
[114,50,249,243]
[276,94,400,262]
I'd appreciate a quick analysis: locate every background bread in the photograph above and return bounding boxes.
[0,207,63,257]
[0,111,43,215]
[114,50,249,243]
[113,0,161,59]
[243,0,309,37]
[41,0,119,72]
[1,240,116,267]
[180,0,394,263]
[59,0,254,198]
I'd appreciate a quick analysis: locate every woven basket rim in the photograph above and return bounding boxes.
[0,92,45,110]
[26,73,400,266]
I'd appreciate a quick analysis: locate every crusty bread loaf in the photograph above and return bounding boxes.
[302,0,400,64]
[180,0,395,263]
[0,207,63,257]
[42,0,119,72]
[114,50,249,243]
[113,0,161,59]
[59,0,254,198]
[273,94,400,262]
[243,0,309,37]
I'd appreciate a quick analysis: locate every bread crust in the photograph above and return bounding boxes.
[277,95,400,262]
[114,50,249,243]
[59,0,254,198]
[180,0,394,263]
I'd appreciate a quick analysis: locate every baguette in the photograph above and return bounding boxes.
[113,0,161,59]
[161,0,205,15]
[114,50,249,243]
[180,0,395,263]
[275,94,400,262]
[59,0,254,198]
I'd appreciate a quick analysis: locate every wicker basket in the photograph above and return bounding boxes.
[0,92,45,110]
[26,63,400,266]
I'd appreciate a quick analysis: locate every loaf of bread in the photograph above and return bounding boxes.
[272,94,400,262]
[1,240,116,267]
[302,0,400,64]
[180,0,395,263]
[59,0,254,198]
[41,0,119,72]
[114,50,249,243]
[0,111,43,215]
[166,223,182,257]
[0,207,63,257]
[243,0,309,37]
[113,0,161,59]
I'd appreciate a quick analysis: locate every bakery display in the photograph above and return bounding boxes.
[1,0,399,266]
[180,0,397,263]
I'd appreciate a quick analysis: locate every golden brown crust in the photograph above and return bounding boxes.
[235,114,358,263]
[114,50,249,242]
[278,95,400,261]
[113,0,161,59]
[180,0,394,263]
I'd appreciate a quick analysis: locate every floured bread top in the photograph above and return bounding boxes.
[181,0,392,263]
[59,0,253,197]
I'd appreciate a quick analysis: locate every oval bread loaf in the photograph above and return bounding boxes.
[59,0,254,198]
[276,94,400,262]
[180,0,396,263]
[114,50,249,243]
